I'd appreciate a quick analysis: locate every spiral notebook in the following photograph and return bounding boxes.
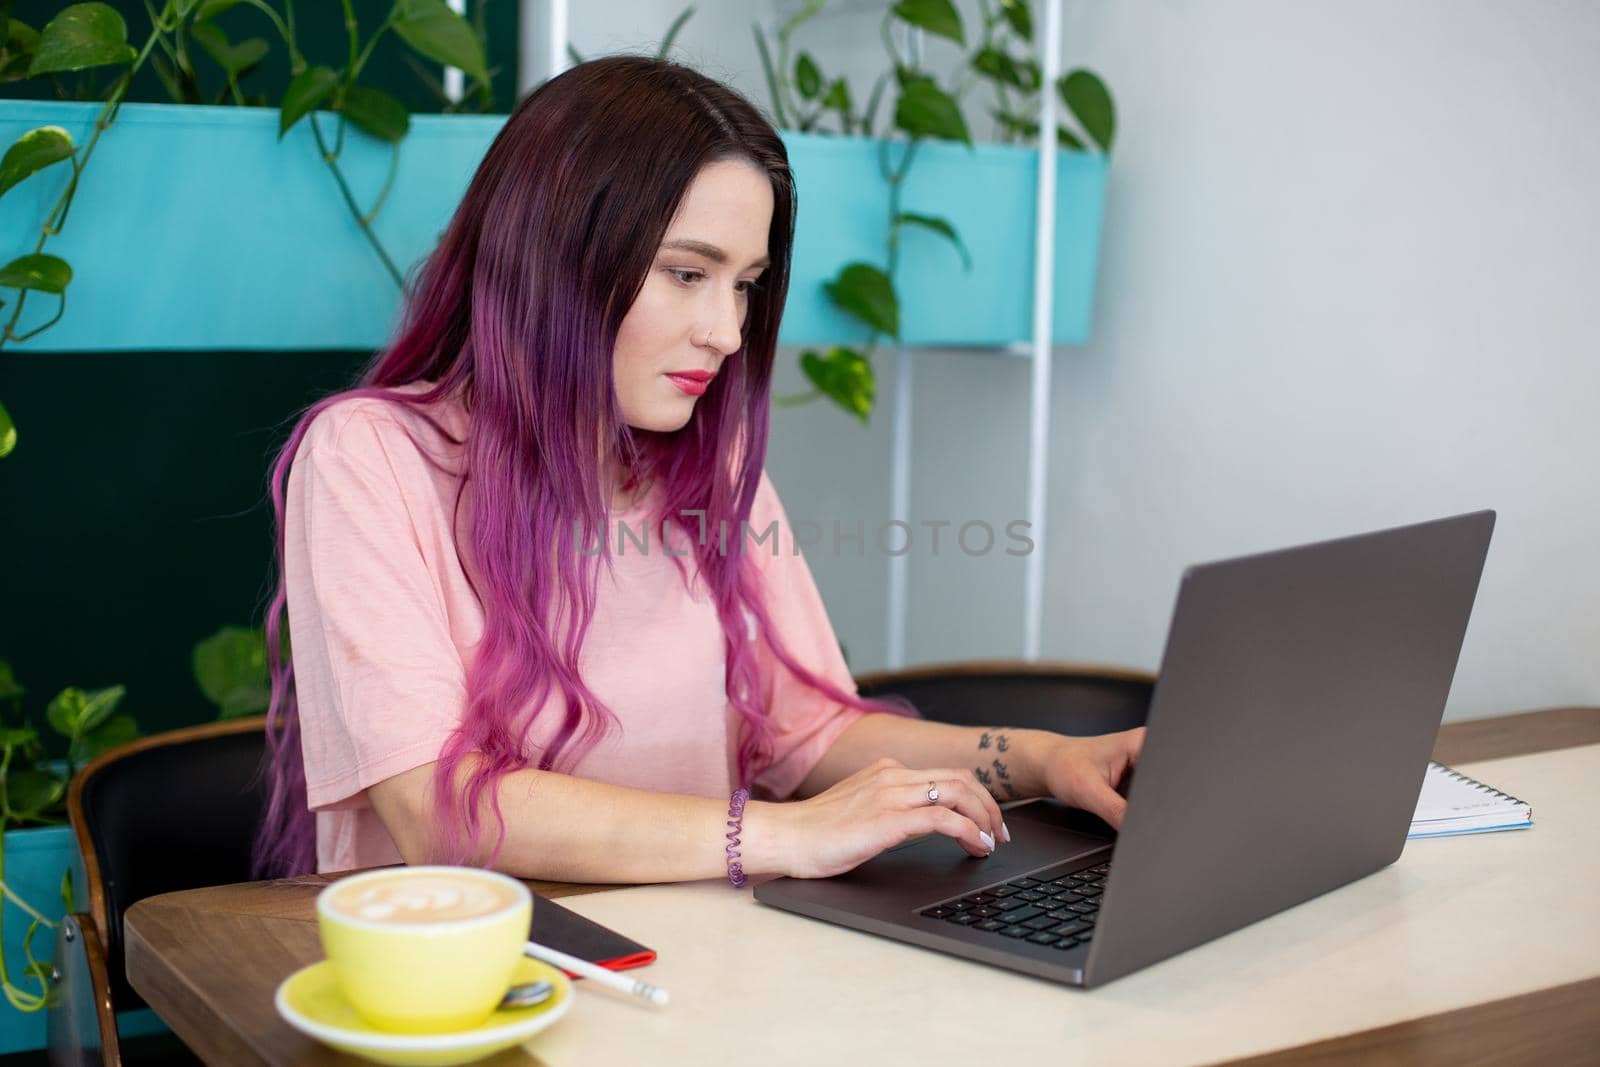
[1408,762,1533,838]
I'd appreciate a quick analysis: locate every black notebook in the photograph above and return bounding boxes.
[529,892,656,975]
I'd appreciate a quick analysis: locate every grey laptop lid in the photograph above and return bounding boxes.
[756,510,1496,989]
[1085,509,1496,985]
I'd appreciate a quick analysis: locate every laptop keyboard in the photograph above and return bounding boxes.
[917,859,1111,951]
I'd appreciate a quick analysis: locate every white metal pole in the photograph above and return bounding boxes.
[517,0,570,96]
[885,22,922,671]
[548,0,570,80]
[444,0,466,103]
[1023,0,1063,660]
[886,345,913,669]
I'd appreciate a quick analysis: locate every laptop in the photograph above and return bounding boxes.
[754,510,1496,988]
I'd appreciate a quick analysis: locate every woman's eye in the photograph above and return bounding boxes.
[669,269,702,285]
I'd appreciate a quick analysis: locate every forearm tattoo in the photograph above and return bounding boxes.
[976,731,1020,800]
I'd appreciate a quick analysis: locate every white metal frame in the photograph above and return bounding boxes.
[885,0,1062,666]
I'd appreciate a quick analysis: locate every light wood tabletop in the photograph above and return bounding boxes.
[125,708,1600,1066]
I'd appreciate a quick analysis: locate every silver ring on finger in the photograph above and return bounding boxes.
[926,782,940,805]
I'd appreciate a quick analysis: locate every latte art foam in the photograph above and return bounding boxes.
[329,873,519,925]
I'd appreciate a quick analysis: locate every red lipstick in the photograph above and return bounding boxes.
[665,369,714,396]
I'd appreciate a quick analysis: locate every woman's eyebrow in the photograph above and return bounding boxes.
[661,238,770,270]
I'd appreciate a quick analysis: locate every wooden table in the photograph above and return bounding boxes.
[126,709,1600,1066]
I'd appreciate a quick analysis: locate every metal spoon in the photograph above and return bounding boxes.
[499,979,554,1009]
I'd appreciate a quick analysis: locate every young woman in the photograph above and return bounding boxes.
[254,55,1143,883]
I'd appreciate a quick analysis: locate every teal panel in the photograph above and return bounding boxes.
[0,104,1105,352]
[0,827,74,1054]
[0,827,178,1054]
[785,130,1108,347]
[0,101,501,352]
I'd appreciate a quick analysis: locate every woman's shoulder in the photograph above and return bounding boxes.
[299,382,468,476]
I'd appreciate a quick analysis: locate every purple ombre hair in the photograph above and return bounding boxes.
[252,56,917,878]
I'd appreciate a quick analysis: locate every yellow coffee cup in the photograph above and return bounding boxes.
[316,865,533,1033]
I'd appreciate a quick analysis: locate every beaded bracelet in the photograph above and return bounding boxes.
[724,787,750,888]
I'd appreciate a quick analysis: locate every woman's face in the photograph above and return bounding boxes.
[612,159,774,432]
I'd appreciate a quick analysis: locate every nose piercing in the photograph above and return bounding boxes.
[703,329,713,346]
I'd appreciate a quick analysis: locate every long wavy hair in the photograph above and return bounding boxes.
[252,56,916,878]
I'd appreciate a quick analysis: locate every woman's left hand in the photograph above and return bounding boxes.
[1028,727,1146,830]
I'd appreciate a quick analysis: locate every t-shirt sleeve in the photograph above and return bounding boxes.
[746,470,869,801]
[284,403,468,812]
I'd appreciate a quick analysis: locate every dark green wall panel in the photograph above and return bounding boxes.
[2,3,517,747]
[0,350,370,746]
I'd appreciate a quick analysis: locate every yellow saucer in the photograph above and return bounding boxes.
[275,956,573,1067]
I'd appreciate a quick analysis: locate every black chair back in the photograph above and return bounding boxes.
[72,719,268,1011]
[856,661,1153,737]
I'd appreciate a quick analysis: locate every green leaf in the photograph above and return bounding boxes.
[800,347,875,422]
[1059,69,1115,153]
[971,46,1028,90]
[194,0,243,20]
[973,49,1038,93]
[5,19,40,48]
[76,684,125,735]
[193,625,269,708]
[897,212,971,271]
[78,712,138,761]
[393,0,488,85]
[61,867,75,913]
[27,3,136,77]
[891,0,964,47]
[989,107,1035,139]
[821,78,851,113]
[751,23,787,129]
[24,959,52,984]
[7,768,65,817]
[189,21,268,79]
[795,52,821,99]
[1057,125,1086,150]
[339,85,409,143]
[894,76,970,144]
[823,262,898,338]
[999,0,1032,41]
[45,687,85,737]
[0,253,71,294]
[1,20,41,84]
[655,5,694,59]
[0,126,75,198]
[0,399,11,458]
[0,726,38,748]
[149,53,188,103]
[218,686,269,719]
[778,0,826,41]
[0,661,22,701]
[279,65,337,138]
[173,0,205,17]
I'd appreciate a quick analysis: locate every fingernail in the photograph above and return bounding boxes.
[1000,821,1011,844]
[979,830,996,852]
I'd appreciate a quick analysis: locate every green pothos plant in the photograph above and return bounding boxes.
[0,622,272,1013]
[0,659,139,1011]
[0,0,492,458]
[755,0,1117,422]
[192,623,275,720]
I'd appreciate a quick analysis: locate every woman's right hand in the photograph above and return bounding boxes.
[752,757,1008,880]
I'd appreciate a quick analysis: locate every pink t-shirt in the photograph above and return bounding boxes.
[284,383,867,873]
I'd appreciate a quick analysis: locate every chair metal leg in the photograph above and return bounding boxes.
[47,913,121,1067]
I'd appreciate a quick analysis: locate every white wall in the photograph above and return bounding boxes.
[570,2,1600,721]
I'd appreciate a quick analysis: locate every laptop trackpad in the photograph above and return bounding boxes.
[829,799,1114,899]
